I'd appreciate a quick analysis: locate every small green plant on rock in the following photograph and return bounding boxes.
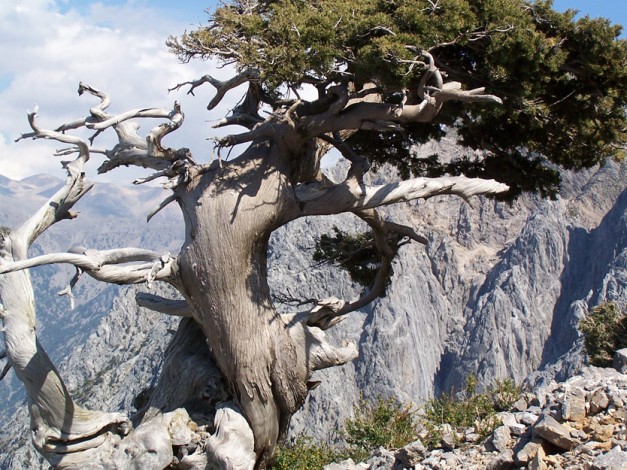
[579,302,627,367]
[272,395,418,468]
[344,396,418,461]
[421,375,521,449]
[270,436,349,470]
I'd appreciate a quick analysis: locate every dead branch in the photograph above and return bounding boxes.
[296,174,509,217]
[0,248,177,286]
[135,292,191,317]
[13,111,93,248]
[170,68,260,110]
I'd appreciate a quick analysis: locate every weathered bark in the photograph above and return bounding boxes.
[175,145,309,466]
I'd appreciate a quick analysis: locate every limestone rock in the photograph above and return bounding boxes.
[591,447,627,470]
[529,445,548,470]
[486,449,515,470]
[394,440,426,468]
[366,447,395,470]
[590,389,611,415]
[613,349,627,374]
[532,415,579,450]
[490,426,512,453]
[562,387,587,422]
[514,438,544,465]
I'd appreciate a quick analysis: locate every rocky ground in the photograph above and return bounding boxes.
[327,350,627,469]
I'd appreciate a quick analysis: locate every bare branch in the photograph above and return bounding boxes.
[135,292,191,317]
[434,82,503,105]
[335,209,403,316]
[169,69,260,110]
[306,297,346,330]
[303,68,500,137]
[0,248,178,286]
[54,82,111,134]
[416,50,443,99]
[215,122,275,147]
[320,132,371,182]
[97,148,172,174]
[147,195,177,223]
[14,110,92,248]
[296,175,509,217]
[89,107,175,131]
[57,268,83,310]
[145,102,186,158]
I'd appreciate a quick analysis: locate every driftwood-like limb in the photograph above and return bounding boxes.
[97,148,173,174]
[146,102,186,159]
[305,297,346,330]
[47,408,198,470]
[14,111,93,247]
[56,82,111,132]
[135,292,191,317]
[169,68,259,111]
[205,403,256,470]
[57,268,82,310]
[147,195,177,222]
[0,362,11,381]
[89,107,177,131]
[303,80,501,137]
[215,122,275,148]
[216,81,265,130]
[335,209,421,316]
[322,132,371,182]
[0,234,131,462]
[296,174,509,216]
[285,304,359,373]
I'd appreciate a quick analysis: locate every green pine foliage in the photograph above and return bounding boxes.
[579,302,627,367]
[313,226,382,289]
[169,0,626,199]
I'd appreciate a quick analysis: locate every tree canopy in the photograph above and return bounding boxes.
[169,0,626,198]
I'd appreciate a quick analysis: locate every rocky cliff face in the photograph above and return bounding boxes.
[0,144,625,467]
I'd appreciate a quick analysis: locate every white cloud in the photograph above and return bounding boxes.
[0,0,241,183]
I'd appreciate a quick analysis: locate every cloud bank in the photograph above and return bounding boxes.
[0,1,240,183]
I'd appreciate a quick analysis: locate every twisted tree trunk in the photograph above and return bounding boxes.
[175,145,309,465]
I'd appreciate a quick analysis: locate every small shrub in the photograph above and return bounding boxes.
[421,374,521,449]
[490,378,521,412]
[270,436,348,470]
[344,395,417,459]
[579,302,627,367]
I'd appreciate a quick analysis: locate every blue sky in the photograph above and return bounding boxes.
[553,0,626,34]
[0,0,624,181]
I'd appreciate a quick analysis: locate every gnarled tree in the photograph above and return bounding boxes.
[1,1,625,468]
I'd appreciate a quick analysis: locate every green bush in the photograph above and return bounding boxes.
[271,396,417,469]
[421,375,521,449]
[579,302,627,367]
[344,395,417,460]
[271,436,348,470]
